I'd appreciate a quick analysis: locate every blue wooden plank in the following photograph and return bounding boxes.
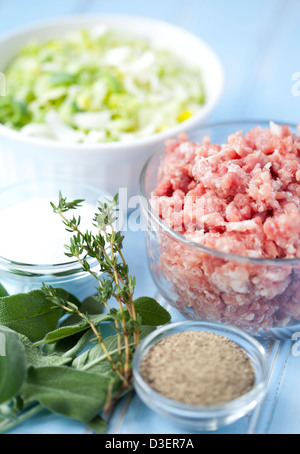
[83,0,189,22]
[264,343,300,434]
[237,0,300,123]
[0,0,85,35]
[172,0,288,123]
[7,410,89,435]
[245,341,290,434]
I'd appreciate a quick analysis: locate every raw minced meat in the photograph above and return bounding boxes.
[151,123,300,331]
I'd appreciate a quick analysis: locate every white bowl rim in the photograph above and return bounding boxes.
[0,12,225,153]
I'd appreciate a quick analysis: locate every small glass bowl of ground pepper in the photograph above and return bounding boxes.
[133,321,268,432]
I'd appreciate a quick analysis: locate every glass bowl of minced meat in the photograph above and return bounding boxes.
[0,15,224,198]
[140,121,300,339]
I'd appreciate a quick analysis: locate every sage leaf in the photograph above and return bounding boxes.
[86,415,107,435]
[0,284,8,297]
[73,326,155,374]
[134,297,171,326]
[34,313,114,346]
[0,290,62,343]
[73,334,123,374]
[78,295,104,315]
[19,335,72,368]
[60,330,94,358]
[34,322,89,347]
[21,367,116,423]
[43,330,94,359]
[0,326,27,405]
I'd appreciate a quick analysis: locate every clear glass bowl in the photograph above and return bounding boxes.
[140,121,300,339]
[0,179,112,301]
[133,321,268,432]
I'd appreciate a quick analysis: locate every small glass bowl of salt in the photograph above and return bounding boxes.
[133,320,268,432]
[0,179,113,301]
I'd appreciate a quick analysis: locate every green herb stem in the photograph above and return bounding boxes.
[0,404,43,434]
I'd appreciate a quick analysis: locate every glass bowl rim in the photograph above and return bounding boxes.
[133,320,268,415]
[139,119,300,265]
[0,177,112,270]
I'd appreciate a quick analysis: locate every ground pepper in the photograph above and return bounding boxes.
[140,331,255,406]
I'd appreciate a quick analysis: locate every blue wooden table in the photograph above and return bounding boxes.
[1,0,300,435]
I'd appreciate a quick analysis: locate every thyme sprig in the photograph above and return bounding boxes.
[49,193,140,387]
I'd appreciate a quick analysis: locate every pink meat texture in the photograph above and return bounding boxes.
[151,123,300,331]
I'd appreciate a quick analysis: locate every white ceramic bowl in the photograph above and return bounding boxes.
[0,14,224,198]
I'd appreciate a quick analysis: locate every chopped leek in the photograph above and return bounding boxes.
[1,29,206,143]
